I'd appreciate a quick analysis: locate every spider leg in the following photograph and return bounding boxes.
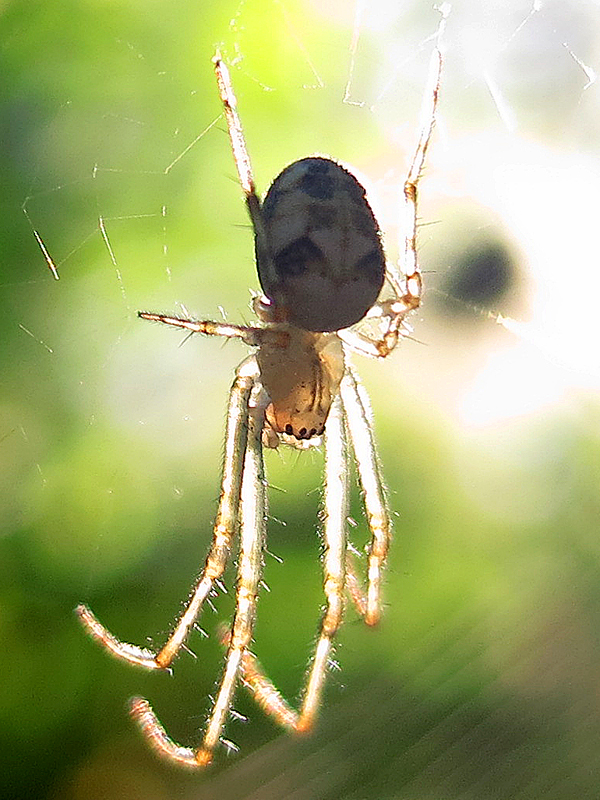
[389,36,443,301]
[340,369,390,626]
[213,53,278,292]
[77,356,259,670]
[137,312,264,345]
[196,396,266,763]
[130,390,267,767]
[339,30,443,361]
[231,394,349,733]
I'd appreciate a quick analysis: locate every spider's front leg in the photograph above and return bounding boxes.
[340,370,391,626]
[131,388,267,767]
[77,353,259,671]
[228,395,349,734]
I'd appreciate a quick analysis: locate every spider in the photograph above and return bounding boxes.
[77,39,442,768]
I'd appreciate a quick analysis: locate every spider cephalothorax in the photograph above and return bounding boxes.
[256,324,344,442]
[77,27,443,767]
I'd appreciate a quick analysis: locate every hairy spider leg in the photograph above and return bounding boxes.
[340,369,390,626]
[130,392,266,767]
[214,54,278,292]
[77,330,261,671]
[226,394,349,732]
[339,33,444,359]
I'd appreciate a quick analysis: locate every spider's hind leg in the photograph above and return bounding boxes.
[338,39,442,362]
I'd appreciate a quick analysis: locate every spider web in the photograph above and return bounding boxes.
[4,1,600,798]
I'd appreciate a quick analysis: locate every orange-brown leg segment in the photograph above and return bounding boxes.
[129,386,267,767]
[233,395,349,732]
[77,356,258,671]
[340,370,391,626]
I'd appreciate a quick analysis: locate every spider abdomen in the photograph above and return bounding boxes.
[257,157,385,333]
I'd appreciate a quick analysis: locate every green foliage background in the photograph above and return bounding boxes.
[2,1,600,798]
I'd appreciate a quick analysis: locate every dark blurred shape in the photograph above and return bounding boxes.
[436,239,517,316]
